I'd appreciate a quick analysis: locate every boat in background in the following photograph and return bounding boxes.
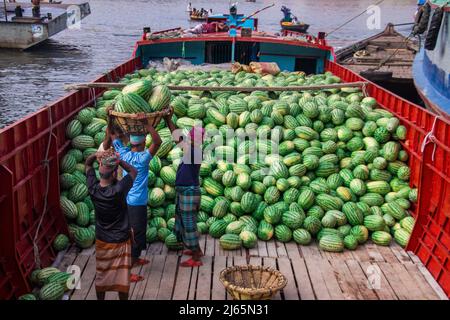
[0,1,90,49]
[189,14,207,21]
[280,21,310,33]
[336,23,421,104]
[412,0,450,119]
[280,5,309,34]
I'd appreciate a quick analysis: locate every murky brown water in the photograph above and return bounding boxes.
[0,0,418,128]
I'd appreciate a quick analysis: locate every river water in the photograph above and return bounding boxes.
[0,0,418,128]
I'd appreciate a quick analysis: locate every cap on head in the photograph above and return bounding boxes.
[130,134,146,145]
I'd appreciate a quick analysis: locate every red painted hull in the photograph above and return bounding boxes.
[0,36,449,299]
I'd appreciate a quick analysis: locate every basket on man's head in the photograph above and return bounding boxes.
[98,150,120,179]
[109,107,172,136]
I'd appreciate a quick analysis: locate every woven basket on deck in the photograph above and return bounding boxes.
[219,265,287,300]
[109,107,171,135]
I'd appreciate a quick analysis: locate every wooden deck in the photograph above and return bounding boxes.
[57,235,447,300]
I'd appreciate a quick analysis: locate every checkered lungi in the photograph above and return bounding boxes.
[174,186,201,251]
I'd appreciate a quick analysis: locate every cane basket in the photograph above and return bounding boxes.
[219,265,287,300]
[109,107,171,135]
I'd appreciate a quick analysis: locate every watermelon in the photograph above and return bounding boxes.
[53,234,69,252]
[257,220,274,241]
[225,221,245,235]
[39,282,65,300]
[343,234,358,250]
[209,220,228,238]
[371,231,392,246]
[319,234,344,252]
[394,228,410,247]
[274,224,292,242]
[293,228,312,245]
[239,230,257,248]
[165,233,183,250]
[219,234,242,250]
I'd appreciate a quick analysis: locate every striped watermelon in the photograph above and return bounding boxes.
[257,220,274,241]
[203,177,224,197]
[240,230,257,248]
[319,234,344,252]
[53,234,69,252]
[371,231,392,246]
[209,220,228,238]
[219,234,242,250]
[343,234,358,250]
[39,282,65,300]
[275,225,292,242]
[68,184,88,203]
[293,228,312,245]
[303,216,322,235]
[282,211,304,229]
[148,85,171,111]
[394,228,410,247]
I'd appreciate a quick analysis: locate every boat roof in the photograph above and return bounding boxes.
[429,0,450,7]
[138,31,333,51]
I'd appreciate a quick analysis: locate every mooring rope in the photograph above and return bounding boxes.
[326,0,386,37]
[421,115,439,162]
[32,105,54,268]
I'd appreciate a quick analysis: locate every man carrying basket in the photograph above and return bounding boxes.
[107,114,162,282]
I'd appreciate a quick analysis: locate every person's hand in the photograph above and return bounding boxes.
[164,107,174,119]
[95,151,105,160]
[106,105,114,114]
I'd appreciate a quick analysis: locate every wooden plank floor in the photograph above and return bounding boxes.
[57,237,447,300]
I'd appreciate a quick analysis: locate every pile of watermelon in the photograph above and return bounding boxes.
[61,67,417,254]
[23,67,420,300]
[18,267,72,300]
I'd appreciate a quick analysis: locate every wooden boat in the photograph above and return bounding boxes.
[189,14,208,21]
[336,23,421,104]
[280,21,310,33]
[0,2,90,49]
[0,12,449,301]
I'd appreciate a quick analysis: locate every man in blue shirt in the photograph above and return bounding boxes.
[106,115,162,282]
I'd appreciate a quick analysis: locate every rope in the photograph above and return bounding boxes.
[32,106,54,269]
[326,0,386,37]
[361,82,370,97]
[420,115,439,162]
[90,87,97,108]
[370,31,414,72]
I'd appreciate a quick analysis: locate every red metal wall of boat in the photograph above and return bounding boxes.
[327,61,450,297]
[0,58,142,299]
[0,55,448,299]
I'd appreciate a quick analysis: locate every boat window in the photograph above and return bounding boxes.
[205,42,232,64]
[205,41,260,65]
[236,42,260,65]
[295,57,317,74]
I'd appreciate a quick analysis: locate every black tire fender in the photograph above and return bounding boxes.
[424,7,444,50]
[413,3,431,35]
